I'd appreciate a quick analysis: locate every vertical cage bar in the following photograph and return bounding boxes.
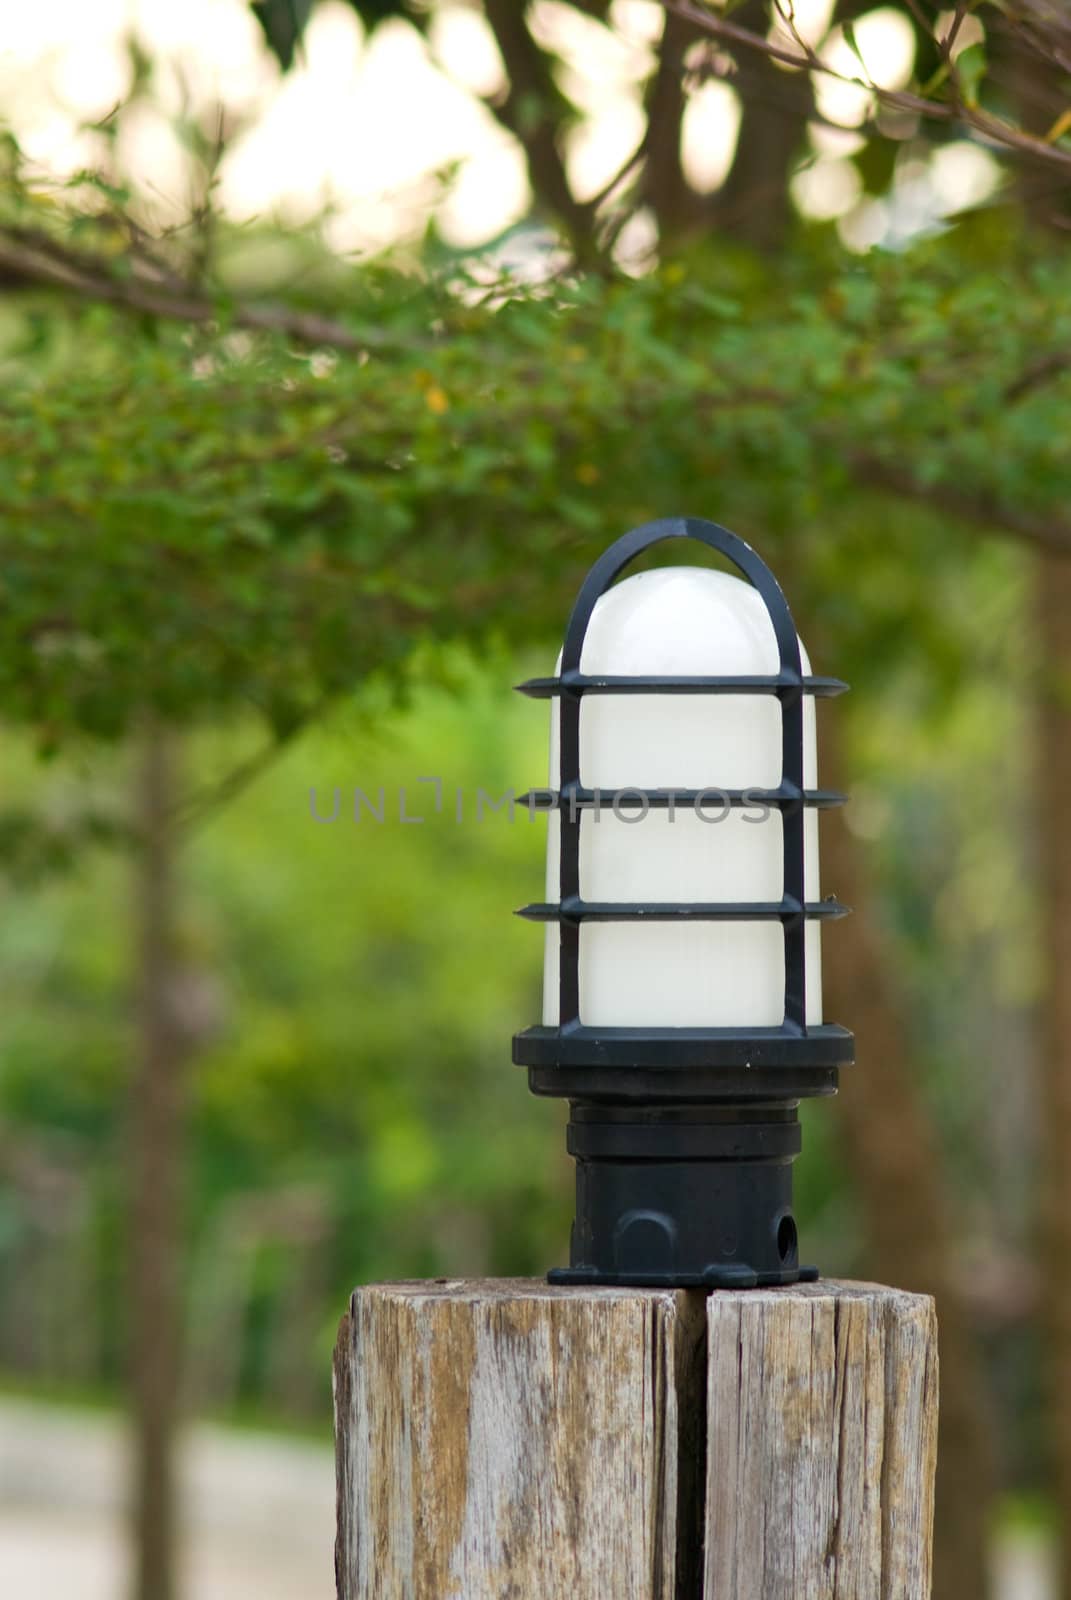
[558,690,582,1026]
[780,688,807,1030]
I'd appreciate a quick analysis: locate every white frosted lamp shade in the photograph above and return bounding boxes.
[541,566,822,1028]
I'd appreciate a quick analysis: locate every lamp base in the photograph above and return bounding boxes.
[547,1262,819,1289]
[557,1102,813,1289]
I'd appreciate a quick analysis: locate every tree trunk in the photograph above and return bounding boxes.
[1037,551,1071,1598]
[706,0,814,249]
[990,27,1071,1590]
[479,1,597,254]
[129,722,186,1600]
[642,14,700,239]
[820,712,997,1600]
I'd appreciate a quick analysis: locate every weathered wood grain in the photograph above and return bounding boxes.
[334,1278,937,1600]
[704,1280,938,1600]
[334,1278,706,1600]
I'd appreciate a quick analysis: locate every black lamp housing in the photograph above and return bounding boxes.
[512,517,854,1289]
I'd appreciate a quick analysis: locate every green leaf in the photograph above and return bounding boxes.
[841,21,870,79]
[954,43,987,108]
[251,0,316,69]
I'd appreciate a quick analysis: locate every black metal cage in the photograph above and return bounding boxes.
[512,516,854,1289]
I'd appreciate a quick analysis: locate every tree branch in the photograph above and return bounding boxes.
[845,451,1071,555]
[1004,350,1071,403]
[480,0,599,255]
[0,232,414,353]
[660,0,1071,175]
[174,695,336,836]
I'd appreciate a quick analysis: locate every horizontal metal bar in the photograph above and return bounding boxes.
[521,785,846,812]
[514,1020,855,1077]
[517,1022,853,1047]
[517,896,850,923]
[517,672,848,700]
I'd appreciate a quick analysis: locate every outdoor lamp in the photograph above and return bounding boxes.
[513,517,854,1287]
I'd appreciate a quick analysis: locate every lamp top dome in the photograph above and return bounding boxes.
[578,566,812,677]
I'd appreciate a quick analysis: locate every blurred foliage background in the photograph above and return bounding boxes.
[1,3,1071,1598]
[0,670,566,1390]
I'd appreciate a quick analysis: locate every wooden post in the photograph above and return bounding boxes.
[334,1278,937,1600]
[704,1282,938,1600]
